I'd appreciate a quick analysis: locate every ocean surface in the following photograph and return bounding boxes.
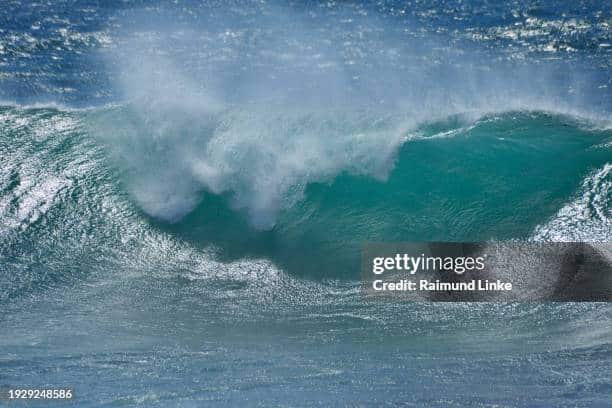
[0,0,611,406]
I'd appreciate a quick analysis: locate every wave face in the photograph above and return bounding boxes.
[1,1,611,406]
[2,106,610,287]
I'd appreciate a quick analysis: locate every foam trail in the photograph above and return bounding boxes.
[532,164,612,242]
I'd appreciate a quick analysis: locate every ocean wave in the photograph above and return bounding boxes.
[87,102,612,234]
[0,104,610,300]
[1,3,611,404]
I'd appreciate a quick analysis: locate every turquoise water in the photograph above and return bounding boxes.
[165,112,612,278]
[1,0,611,406]
[1,106,611,406]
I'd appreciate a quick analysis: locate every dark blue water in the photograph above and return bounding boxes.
[0,1,611,406]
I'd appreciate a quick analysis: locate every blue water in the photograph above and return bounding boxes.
[0,1,611,406]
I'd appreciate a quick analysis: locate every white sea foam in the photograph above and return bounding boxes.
[532,164,612,242]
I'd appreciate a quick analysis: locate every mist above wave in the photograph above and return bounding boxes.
[91,4,611,229]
